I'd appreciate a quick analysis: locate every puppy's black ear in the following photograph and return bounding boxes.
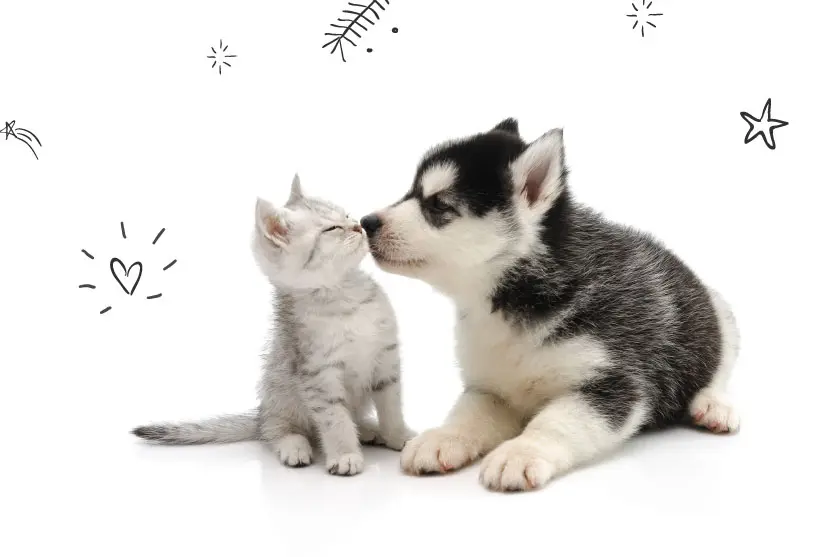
[491,118,520,136]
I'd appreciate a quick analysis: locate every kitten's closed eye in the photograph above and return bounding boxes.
[323,225,342,233]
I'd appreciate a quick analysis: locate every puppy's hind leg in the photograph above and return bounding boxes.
[691,288,740,434]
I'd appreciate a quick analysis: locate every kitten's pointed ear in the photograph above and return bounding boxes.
[256,197,290,248]
[491,118,520,137]
[285,173,305,207]
[510,128,567,215]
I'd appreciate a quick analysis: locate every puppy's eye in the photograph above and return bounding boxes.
[429,196,455,214]
[323,225,342,233]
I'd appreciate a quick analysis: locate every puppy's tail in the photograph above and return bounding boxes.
[132,409,259,445]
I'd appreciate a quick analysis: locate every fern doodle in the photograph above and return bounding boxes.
[322,0,391,62]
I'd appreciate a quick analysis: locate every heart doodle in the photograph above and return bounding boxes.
[110,257,143,296]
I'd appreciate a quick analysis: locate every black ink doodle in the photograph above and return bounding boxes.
[740,98,788,150]
[3,120,42,160]
[207,40,238,75]
[626,1,662,38]
[110,258,143,295]
[81,223,176,315]
[323,0,391,62]
[366,27,397,54]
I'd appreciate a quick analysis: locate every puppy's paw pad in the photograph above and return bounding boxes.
[690,391,740,434]
[276,435,313,468]
[479,440,553,492]
[327,453,364,476]
[400,428,479,475]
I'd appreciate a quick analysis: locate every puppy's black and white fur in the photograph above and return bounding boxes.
[362,118,739,491]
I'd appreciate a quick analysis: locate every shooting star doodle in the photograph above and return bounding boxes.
[3,120,42,160]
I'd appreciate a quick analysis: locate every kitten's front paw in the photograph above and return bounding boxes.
[358,422,383,445]
[479,439,554,492]
[400,427,480,475]
[274,434,313,468]
[358,421,414,451]
[380,427,416,451]
[326,453,364,476]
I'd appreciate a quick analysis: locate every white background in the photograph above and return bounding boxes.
[2,0,839,555]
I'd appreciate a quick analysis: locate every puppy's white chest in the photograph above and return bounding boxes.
[455,310,611,415]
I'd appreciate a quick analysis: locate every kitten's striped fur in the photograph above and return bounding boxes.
[133,176,413,476]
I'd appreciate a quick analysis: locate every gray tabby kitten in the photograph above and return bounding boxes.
[133,175,414,476]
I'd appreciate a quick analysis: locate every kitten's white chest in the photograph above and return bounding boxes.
[319,304,392,379]
[341,314,383,371]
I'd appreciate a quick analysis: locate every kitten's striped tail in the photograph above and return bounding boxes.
[132,409,259,445]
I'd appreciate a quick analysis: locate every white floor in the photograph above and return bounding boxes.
[4,339,837,556]
[6,248,840,557]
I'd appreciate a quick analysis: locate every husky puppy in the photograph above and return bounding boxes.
[361,119,739,491]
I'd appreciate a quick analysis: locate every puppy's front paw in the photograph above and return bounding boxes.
[479,439,554,492]
[400,427,480,475]
[326,453,364,476]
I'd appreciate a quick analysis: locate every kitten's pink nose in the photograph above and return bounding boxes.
[352,224,363,233]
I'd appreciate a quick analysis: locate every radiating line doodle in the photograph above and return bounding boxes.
[740,98,789,150]
[323,0,391,62]
[80,222,177,315]
[626,1,662,38]
[207,40,238,75]
[2,120,42,159]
